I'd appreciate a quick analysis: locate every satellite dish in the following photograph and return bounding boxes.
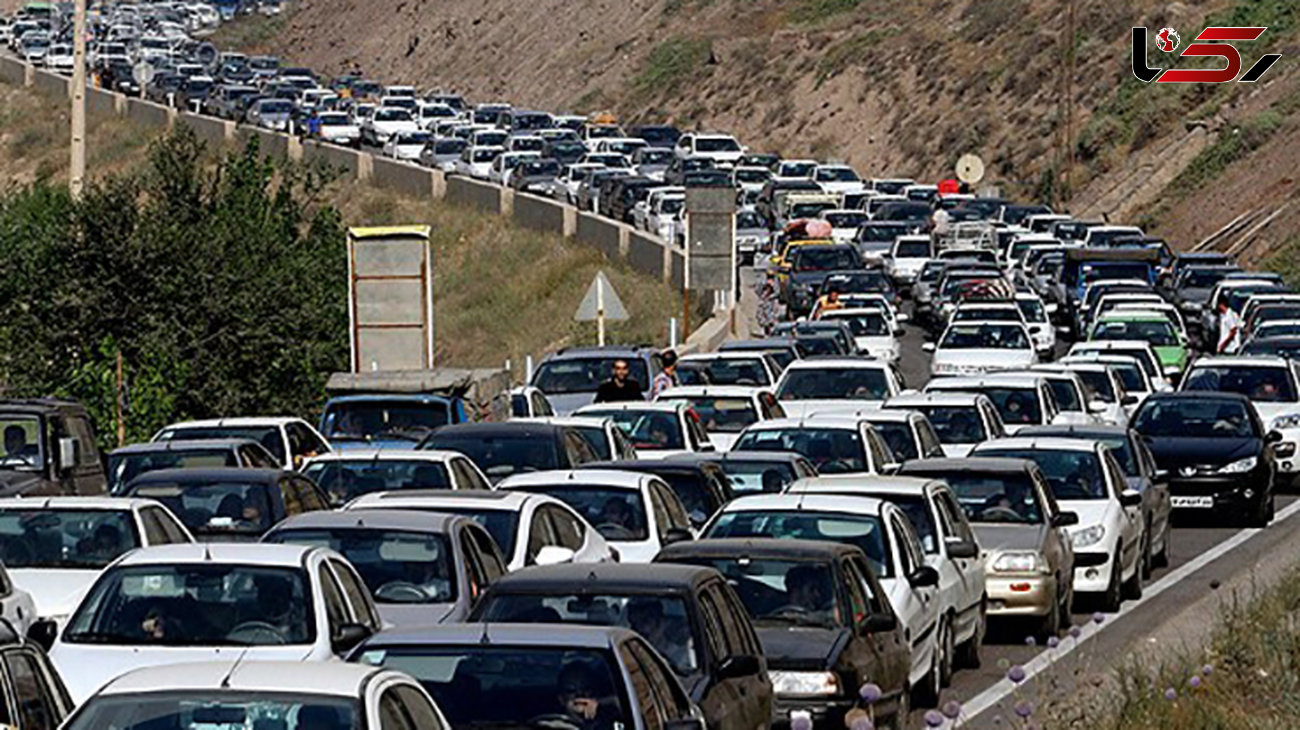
[956,153,985,184]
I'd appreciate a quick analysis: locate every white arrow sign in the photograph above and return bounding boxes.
[574,270,628,346]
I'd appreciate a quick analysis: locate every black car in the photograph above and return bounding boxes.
[663,156,717,186]
[471,563,773,730]
[782,245,865,316]
[665,451,818,495]
[656,539,910,730]
[581,459,732,528]
[121,467,330,540]
[628,124,682,148]
[542,139,588,166]
[106,438,280,494]
[420,422,600,484]
[608,177,660,224]
[1130,392,1279,525]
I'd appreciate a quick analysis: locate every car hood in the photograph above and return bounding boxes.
[973,523,1050,554]
[755,625,848,670]
[1145,436,1259,469]
[780,399,882,419]
[933,349,1036,371]
[9,569,97,619]
[377,601,459,628]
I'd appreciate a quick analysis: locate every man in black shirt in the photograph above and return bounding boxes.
[594,360,643,403]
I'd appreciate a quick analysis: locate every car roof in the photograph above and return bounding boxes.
[577,402,684,414]
[347,489,538,511]
[785,474,943,497]
[428,422,563,438]
[269,508,463,534]
[743,417,865,431]
[364,623,634,649]
[974,437,1100,454]
[656,386,763,399]
[125,467,284,486]
[94,660,390,698]
[0,496,160,511]
[110,439,259,455]
[486,563,716,594]
[657,537,857,561]
[116,542,318,567]
[304,449,464,463]
[664,450,807,465]
[543,345,657,360]
[898,456,1037,476]
[782,358,887,371]
[1186,356,1291,369]
[720,492,888,515]
[1016,424,1132,439]
[1144,391,1252,405]
[160,417,299,429]
[885,392,987,407]
[926,374,1045,389]
[498,469,652,491]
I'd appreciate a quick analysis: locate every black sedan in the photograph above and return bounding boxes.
[420,422,600,484]
[121,467,331,540]
[1130,392,1280,526]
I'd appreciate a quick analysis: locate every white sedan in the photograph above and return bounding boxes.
[816,307,902,362]
[575,401,715,459]
[382,129,433,162]
[654,385,783,451]
[773,358,905,419]
[926,321,1038,377]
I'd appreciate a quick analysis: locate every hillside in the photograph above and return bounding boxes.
[224,0,1299,262]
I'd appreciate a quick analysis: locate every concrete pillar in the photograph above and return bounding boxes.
[663,244,674,284]
[287,135,303,162]
[431,170,446,199]
[500,187,514,216]
[23,64,33,87]
[563,206,577,238]
[358,153,373,182]
[618,226,630,258]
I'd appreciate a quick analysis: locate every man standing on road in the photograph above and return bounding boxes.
[595,360,642,403]
[650,351,679,398]
[1217,300,1242,354]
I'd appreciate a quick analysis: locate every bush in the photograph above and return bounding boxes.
[1163,111,1283,201]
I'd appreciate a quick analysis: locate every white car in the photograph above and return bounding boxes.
[732,417,898,475]
[673,133,745,167]
[497,470,695,563]
[346,490,617,571]
[301,449,493,502]
[786,475,989,675]
[852,409,948,463]
[654,385,784,451]
[0,497,192,623]
[973,437,1144,611]
[704,493,942,702]
[773,159,818,181]
[676,352,782,388]
[63,661,446,730]
[45,42,73,73]
[820,209,869,243]
[363,106,420,146]
[773,358,905,418]
[1003,367,1101,425]
[924,373,1062,435]
[1062,353,1156,413]
[1048,361,1134,426]
[926,321,1038,377]
[43,543,383,704]
[315,111,362,148]
[883,392,1008,458]
[383,129,433,162]
[489,150,541,186]
[416,102,459,129]
[153,416,331,470]
[731,165,772,193]
[813,164,864,195]
[455,145,504,179]
[1066,340,1172,392]
[575,401,715,459]
[817,307,902,362]
[558,163,606,204]
[886,235,933,289]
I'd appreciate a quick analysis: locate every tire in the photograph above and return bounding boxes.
[1122,549,1144,600]
[1100,554,1123,612]
[1154,523,1171,568]
[912,643,941,708]
[1038,582,1062,640]
[1247,491,1271,528]
[955,599,986,669]
[937,616,955,688]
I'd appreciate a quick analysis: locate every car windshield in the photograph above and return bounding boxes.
[533,358,650,394]
[953,308,1020,323]
[423,435,557,479]
[1093,320,1179,347]
[869,420,917,461]
[733,428,865,473]
[940,324,1030,350]
[480,594,699,675]
[696,137,740,152]
[777,367,890,400]
[260,100,293,114]
[126,481,274,536]
[0,414,43,472]
[675,357,769,386]
[718,461,798,494]
[663,397,757,434]
[677,556,845,628]
[824,212,867,228]
[63,692,357,730]
[397,132,432,144]
[156,426,285,463]
[941,473,1044,523]
[780,163,816,176]
[912,406,986,444]
[1183,366,1297,402]
[895,240,931,257]
[268,528,455,604]
[512,486,648,541]
[947,387,1041,425]
[357,645,630,730]
[708,510,892,578]
[302,459,451,503]
[789,203,838,220]
[822,311,889,336]
[737,211,764,229]
[318,113,349,125]
[1016,299,1048,322]
[0,509,140,569]
[818,168,859,182]
[1180,268,1235,288]
[1133,398,1255,438]
[578,409,683,450]
[387,506,519,557]
[734,168,768,183]
[108,447,242,491]
[519,160,560,176]
[65,564,313,646]
[1076,347,1158,378]
[884,494,938,553]
[980,449,1106,500]
[639,149,674,164]
[1243,339,1300,359]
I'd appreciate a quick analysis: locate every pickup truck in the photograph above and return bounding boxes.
[0,399,107,497]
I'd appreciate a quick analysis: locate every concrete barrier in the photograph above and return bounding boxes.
[234,126,290,160]
[627,231,667,281]
[512,193,567,233]
[372,156,435,199]
[0,56,25,86]
[126,97,171,130]
[445,176,502,213]
[575,213,622,262]
[86,87,119,121]
[302,141,362,179]
[31,69,68,97]
[669,249,686,290]
[177,112,229,148]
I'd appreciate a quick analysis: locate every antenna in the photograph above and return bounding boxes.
[219,647,252,689]
[478,621,492,645]
[204,544,212,562]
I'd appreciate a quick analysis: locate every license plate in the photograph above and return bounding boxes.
[1171,496,1214,508]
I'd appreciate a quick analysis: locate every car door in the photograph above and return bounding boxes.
[62,414,105,495]
[932,489,983,638]
[885,510,936,681]
[691,587,736,727]
[1,646,70,729]
[713,582,772,728]
[836,558,899,707]
[1103,449,1142,568]
[328,558,383,638]
[698,582,768,730]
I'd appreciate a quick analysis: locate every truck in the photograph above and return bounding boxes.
[0,399,107,497]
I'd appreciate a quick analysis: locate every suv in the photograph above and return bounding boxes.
[0,399,107,497]
[530,346,666,415]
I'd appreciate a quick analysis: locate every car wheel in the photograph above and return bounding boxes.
[955,598,985,669]
[1154,523,1171,568]
[912,642,941,708]
[1038,583,1062,641]
[938,616,955,688]
[1122,548,1144,600]
[1100,553,1123,612]
[1247,491,1272,527]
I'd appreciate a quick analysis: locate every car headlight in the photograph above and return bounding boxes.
[769,670,840,697]
[1273,415,1300,430]
[1072,524,1106,548]
[1217,456,1258,474]
[991,551,1045,574]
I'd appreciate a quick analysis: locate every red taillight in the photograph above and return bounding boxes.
[1010,582,1032,592]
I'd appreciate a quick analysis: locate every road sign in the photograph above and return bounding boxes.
[575,270,627,346]
[132,61,155,87]
[347,226,435,372]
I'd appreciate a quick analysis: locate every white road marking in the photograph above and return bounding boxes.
[957,498,1300,725]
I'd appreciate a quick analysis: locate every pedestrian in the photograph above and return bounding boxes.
[1216,300,1241,354]
[651,351,679,398]
[594,360,643,403]
[811,287,844,319]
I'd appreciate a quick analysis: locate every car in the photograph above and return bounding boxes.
[1019,366,1117,425]
[421,137,469,172]
[781,244,866,317]
[106,438,280,494]
[0,399,109,497]
[924,374,1062,435]
[362,106,420,146]
[813,165,864,196]
[773,358,905,418]
[489,150,542,187]
[665,450,817,495]
[529,346,666,414]
[1131,392,1279,526]
[0,496,193,622]
[656,539,910,729]
[848,409,947,463]
[718,339,802,372]
[313,110,362,147]
[419,421,600,483]
[1066,340,1173,393]
[881,393,1006,458]
[352,623,707,730]
[1180,356,1300,480]
[732,417,898,475]
[574,402,715,459]
[972,438,1144,611]
[455,144,505,179]
[821,209,870,244]
[344,489,617,571]
[884,235,933,290]
[703,494,944,705]
[152,416,331,470]
[674,133,745,167]
[655,385,785,451]
[816,308,902,362]
[245,97,294,132]
[518,416,639,461]
[61,660,443,730]
[675,352,783,389]
[926,321,1038,377]
[631,147,677,180]
[510,158,564,195]
[787,476,987,674]
[628,124,683,148]
[35,543,383,704]
[581,458,732,529]
[497,469,694,563]
[121,467,330,541]
[382,129,433,162]
[1089,312,1189,378]
[302,449,492,504]
[471,564,774,730]
[0,620,73,726]
[897,458,1078,639]
[264,509,508,626]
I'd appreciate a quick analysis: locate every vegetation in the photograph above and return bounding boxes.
[812,28,899,87]
[632,36,714,100]
[1163,111,1284,202]
[786,0,860,25]
[207,12,290,53]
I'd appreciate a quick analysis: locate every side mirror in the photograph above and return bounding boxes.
[897,312,911,323]
[1046,303,1060,314]
[717,654,761,679]
[1120,489,1143,507]
[534,545,577,566]
[1051,511,1079,528]
[331,622,372,654]
[662,527,694,546]
[1154,469,1170,481]
[944,536,978,560]
[57,437,79,472]
[908,565,940,588]
[921,342,936,353]
[1267,430,1284,444]
[1088,400,1108,414]
[1121,395,1139,406]
[860,612,898,634]
[27,620,57,652]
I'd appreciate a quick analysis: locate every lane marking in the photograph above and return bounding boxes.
[958,499,1300,725]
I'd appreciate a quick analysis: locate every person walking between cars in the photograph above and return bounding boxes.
[1217,300,1242,354]
[650,351,679,398]
[594,360,642,403]
[811,288,844,319]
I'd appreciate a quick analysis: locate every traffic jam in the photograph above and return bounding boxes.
[6,2,1300,730]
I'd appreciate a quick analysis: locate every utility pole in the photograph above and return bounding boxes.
[1064,0,1075,204]
[69,0,88,198]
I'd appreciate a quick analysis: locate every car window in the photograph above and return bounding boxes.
[296,478,329,511]
[459,532,488,601]
[936,491,976,544]
[716,584,762,656]
[866,428,891,468]
[890,515,916,576]
[390,685,444,730]
[4,649,59,730]
[318,565,348,638]
[846,557,888,616]
[654,482,692,532]
[647,486,671,541]
[695,589,729,663]
[378,688,418,730]
[620,641,666,730]
[917,420,944,458]
[628,638,692,721]
[240,444,279,468]
[465,525,507,581]
[527,508,558,565]
[331,559,381,631]
[544,505,586,551]
[154,507,191,543]
[138,508,170,545]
